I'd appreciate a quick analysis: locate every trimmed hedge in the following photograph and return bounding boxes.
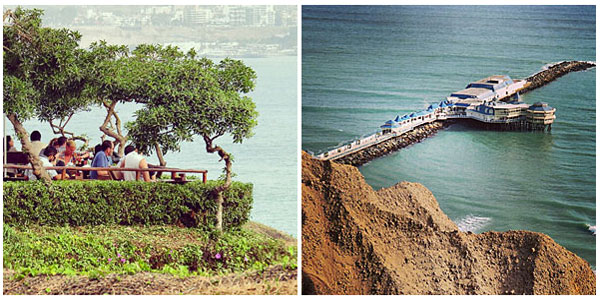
[3,180,252,231]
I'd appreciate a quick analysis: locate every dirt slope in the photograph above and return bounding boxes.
[301,152,595,295]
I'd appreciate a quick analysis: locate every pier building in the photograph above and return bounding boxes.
[526,102,556,130]
[447,75,527,103]
[315,74,554,161]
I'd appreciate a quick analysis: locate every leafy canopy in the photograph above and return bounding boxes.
[126,45,258,156]
[3,7,92,123]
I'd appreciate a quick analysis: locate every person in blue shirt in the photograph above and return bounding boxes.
[90,140,114,179]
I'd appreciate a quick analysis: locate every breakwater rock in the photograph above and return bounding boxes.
[520,60,596,94]
[333,121,448,166]
[302,152,596,295]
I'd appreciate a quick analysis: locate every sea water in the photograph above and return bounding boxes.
[14,56,298,237]
[302,6,595,268]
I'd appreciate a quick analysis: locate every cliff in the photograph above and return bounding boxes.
[301,152,596,295]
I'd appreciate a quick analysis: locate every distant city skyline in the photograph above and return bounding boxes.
[5,5,297,57]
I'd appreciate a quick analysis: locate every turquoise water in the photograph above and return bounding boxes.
[14,56,298,237]
[302,6,595,268]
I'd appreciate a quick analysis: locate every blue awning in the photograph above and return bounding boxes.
[380,120,399,129]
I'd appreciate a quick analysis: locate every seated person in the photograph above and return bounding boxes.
[57,140,91,166]
[25,147,63,181]
[90,140,121,180]
[119,144,156,182]
[39,136,67,157]
[5,135,18,152]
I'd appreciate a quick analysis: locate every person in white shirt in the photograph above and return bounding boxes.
[26,147,62,181]
[119,144,155,182]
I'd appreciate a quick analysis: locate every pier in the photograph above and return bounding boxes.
[315,61,595,166]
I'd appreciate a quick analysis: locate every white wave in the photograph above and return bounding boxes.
[588,224,596,236]
[456,215,492,233]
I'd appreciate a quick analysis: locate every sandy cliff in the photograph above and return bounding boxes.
[301,152,596,295]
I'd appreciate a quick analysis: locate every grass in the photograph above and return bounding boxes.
[3,223,297,279]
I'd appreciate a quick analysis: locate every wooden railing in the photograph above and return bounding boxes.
[3,164,207,183]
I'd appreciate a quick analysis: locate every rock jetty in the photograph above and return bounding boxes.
[333,121,448,167]
[520,60,596,95]
[302,152,596,295]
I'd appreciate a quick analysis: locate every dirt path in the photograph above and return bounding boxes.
[4,266,296,295]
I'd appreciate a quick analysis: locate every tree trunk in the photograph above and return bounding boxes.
[154,142,167,178]
[154,142,167,166]
[6,113,51,183]
[203,135,232,232]
[99,100,127,157]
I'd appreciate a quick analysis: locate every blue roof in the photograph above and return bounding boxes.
[454,103,470,107]
[427,105,433,110]
[394,115,401,122]
[440,101,448,108]
[409,112,417,118]
[380,120,399,129]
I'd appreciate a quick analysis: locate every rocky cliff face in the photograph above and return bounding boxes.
[301,152,596,295]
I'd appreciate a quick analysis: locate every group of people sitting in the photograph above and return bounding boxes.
[89,140,156,182]
[5,131,155,182]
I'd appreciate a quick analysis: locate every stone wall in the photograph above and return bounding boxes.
[333,121,448,166]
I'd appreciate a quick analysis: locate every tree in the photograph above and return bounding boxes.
[4,8,89,182]
[126,45,258,231]
[84,41,138,157]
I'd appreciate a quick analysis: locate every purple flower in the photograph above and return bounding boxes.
[215,253,222,260]
[120,258,126,263]
[170,250,173,253]
[108,258,112,262]
[244,256,249,262]
[117,253,121,258]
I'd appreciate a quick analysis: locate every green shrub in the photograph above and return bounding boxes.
[3,224,296,277]
[3,180,252,231]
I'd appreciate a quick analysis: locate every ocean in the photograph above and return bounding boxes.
[302,6,595,268]
[14,56,298,237]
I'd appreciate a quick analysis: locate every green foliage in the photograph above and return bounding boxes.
[3,224,297,278]
[125,45,258,156]
[3,180,252,230]
[3,7,92,123]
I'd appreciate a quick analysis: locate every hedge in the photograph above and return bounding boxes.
[3,180,253,231]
